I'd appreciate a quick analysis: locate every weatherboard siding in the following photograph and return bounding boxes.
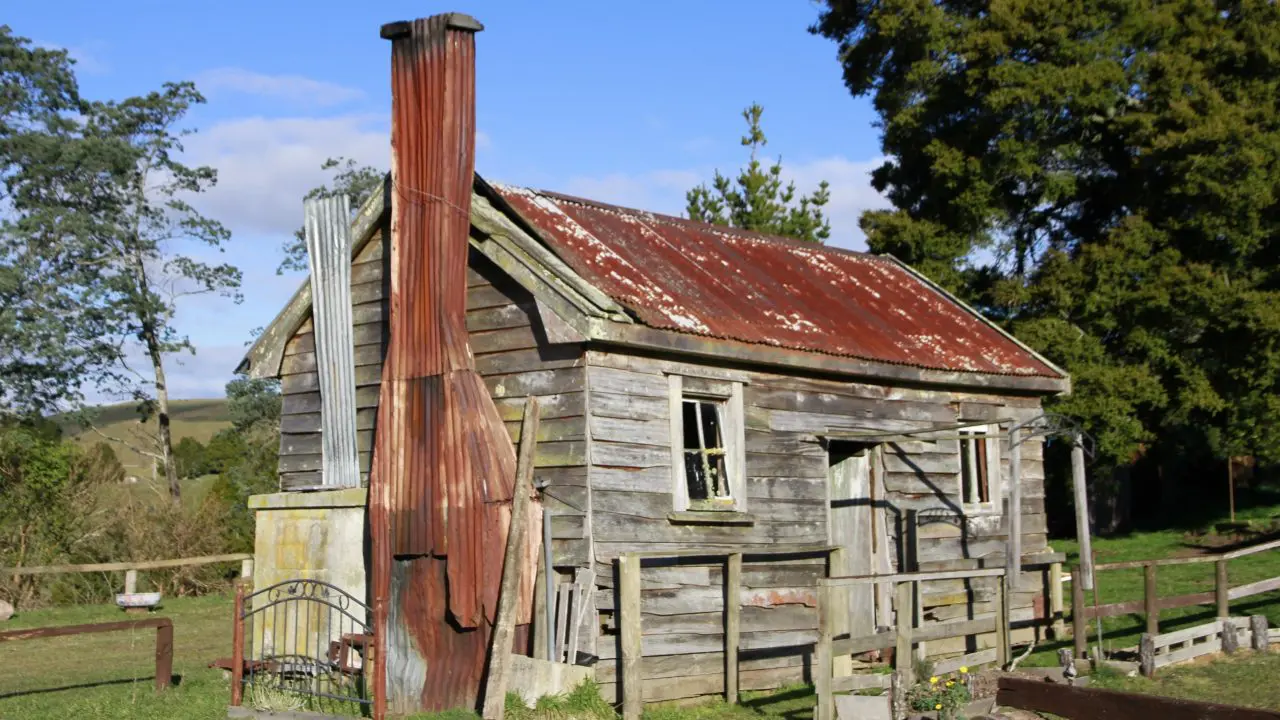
[583,350,1050,703]
[275,237,592,568]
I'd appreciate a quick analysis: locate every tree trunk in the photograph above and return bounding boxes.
[143,324,180,505]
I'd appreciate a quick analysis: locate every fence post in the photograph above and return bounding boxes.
[154,619,173,692]
[231,580,246,706]
[619,554,642,720]
[1071,568,1086,659]
[240,558,253,582]
[1221,619,1240,654]
[1251,615,1270,653]
[895,580,915,687]
[816,580,833,720]
[1139,633,1155,678]
[995,574,1010,669]
[1144,564,1158,636]
[1049,561,1065,639]
[725,552,742,704]
[1215,559,1229,618]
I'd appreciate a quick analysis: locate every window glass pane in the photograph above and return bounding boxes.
[960,437,974,504]
[682,400,701,449]
[699,401,723,450]
[684,451,708,499]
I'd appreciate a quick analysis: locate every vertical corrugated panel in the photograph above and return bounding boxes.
[304,195,361,489]
[371,12,536,716]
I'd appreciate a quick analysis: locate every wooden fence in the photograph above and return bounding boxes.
[1138,616,1271,676]
[1072,538,1280,658]
[615,545,840,720]
[2,553,253,577]
[815,567,1011,720]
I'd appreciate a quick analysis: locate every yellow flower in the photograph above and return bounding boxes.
[959,666,968,674]
[935,704,943,710]
[946,681,955,687]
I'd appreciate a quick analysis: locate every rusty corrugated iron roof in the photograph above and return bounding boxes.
[488,185,1062,379]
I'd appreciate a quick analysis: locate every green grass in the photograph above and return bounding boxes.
[1023,499,1280,666]
[0,594,234,720]
[58,398,232,474]
[1091,652,1280,710]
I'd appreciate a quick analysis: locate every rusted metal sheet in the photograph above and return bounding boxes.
[304,194,361,488]
[490,186,1061,379]
[371,12,540,716]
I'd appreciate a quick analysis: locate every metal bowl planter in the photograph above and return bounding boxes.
[116,592,162,612]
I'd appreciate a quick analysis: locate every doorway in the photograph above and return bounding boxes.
[827,442,893,641]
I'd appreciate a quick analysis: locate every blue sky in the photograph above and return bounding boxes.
[11,1,886,401]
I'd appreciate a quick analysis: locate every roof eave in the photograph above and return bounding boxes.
[582,319,1071,395]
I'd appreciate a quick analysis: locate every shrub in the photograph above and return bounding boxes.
[907,668,972,720]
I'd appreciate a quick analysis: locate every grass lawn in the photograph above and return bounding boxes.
[0,594,234,720]
[1091,651,1280,710]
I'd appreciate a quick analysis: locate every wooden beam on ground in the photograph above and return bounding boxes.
[481,397,541,720]
[997,675,1280,719]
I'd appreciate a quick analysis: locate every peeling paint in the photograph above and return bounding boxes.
[491,186,1062,378]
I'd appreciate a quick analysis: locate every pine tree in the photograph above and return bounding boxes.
[687,104,832,244]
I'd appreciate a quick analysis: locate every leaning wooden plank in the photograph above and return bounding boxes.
[831,673,893,693]
[932,648,997,675]
[619,553,643,720]
[481,397,540,720]
[1153,637,1222,669]
[1229,576,1280,601]
[996,676,1280,719]
[1152,619,1231,651]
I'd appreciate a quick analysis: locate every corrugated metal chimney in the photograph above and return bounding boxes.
[371,13,534,716]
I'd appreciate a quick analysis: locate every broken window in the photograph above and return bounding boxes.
[669,374,746,513]
[959,425,1001,512]
[683,398,730,503]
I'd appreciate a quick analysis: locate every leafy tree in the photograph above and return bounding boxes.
[686,104,832,243]
[0,424,102,606]
[812,1,1280,487]
[172,436,207,479]
[0,28,127,414]
[226,376,281,436]
[8,76,240,504]
[278,156,384,274]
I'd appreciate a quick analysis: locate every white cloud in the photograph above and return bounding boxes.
[82,343,251,405]
[196,67,364,107]
[35,39,109,75]
[183,114,390,236]
[561,157,891,250]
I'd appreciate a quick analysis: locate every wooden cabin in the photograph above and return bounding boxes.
[238,175,1071,705]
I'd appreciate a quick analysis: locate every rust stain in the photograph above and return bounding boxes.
[371,13,539,716]
[744,588,818,609]
[490,186,1061,379]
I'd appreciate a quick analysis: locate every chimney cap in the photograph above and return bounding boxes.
[380,13,484,40]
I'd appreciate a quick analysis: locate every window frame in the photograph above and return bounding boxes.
[668,374,747,513]
[957,424,1002,515]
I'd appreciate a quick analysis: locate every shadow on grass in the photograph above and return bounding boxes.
[0,674,182,700]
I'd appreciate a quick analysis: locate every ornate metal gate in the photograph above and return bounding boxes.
[231,579,374,714]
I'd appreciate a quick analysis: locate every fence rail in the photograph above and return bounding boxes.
[0,618,173,692]
[996,675,1280,719]
[2,553,253,577]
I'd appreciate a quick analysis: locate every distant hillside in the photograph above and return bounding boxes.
[59,399,233,474]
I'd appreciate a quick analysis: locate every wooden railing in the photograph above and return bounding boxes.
[815,567,1010,720]
[1071,537,1280,658]
[997,675,1280,719]
[2,553,253,577]
[615,545,840,720]
[0,618,174,692]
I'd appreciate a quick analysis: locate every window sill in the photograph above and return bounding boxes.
[667,511,755,526]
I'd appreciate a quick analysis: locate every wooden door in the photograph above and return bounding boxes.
[828,446,876,639]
